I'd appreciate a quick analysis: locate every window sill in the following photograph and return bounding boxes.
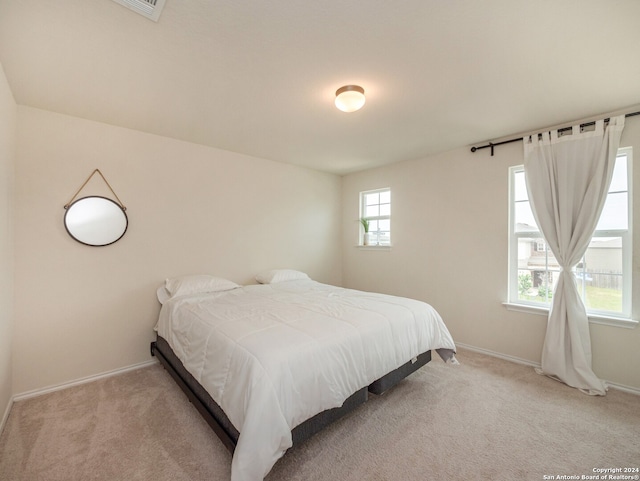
[355,245,392,250]
[502,302,638,329]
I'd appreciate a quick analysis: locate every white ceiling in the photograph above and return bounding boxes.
[1,0,639,175]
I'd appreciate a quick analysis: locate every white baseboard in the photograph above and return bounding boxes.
[2,344,638,438]
[0,359,158,437]
[13,359,158,403]
[0,395,13,437]
[456,342,542,368]
[456,342,640,396]
[605,380,640,395]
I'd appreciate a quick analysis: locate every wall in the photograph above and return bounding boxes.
[0,61,15,424]
[13,107,342,395]
[342,116,640,391]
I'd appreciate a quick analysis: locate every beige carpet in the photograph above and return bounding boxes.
[1,349,639,481]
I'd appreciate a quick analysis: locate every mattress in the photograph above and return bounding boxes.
[155,279,456,481]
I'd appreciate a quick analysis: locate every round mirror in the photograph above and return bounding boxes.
[64,196,128,246]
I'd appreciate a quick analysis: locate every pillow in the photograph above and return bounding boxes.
[164,275,240,298]
[255,269,310,284]
[156,286,171,304]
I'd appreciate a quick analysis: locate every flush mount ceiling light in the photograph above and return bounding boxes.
[335,85,366,112]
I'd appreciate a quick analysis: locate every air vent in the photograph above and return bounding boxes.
[111,0,166,22]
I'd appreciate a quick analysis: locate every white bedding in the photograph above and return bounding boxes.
[155,279,456,481]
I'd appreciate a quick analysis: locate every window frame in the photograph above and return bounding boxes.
[507,147,634,325]
[359,188,391,246]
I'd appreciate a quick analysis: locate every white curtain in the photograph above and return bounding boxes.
[523,115,625,395]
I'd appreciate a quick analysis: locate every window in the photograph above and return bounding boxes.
[360,188,391,246]
[508,147,632,319]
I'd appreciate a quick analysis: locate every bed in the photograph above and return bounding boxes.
[151,270,457,481]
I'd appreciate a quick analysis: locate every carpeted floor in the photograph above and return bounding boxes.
[1,348,639,481]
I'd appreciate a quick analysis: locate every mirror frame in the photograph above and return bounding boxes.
[64,196,128,247]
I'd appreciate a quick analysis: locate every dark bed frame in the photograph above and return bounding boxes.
[150,335,432,453]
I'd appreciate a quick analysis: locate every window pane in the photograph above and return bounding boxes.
[609,154,627,192]
[515,201,539,232]
[373,229,390,245]
[581,274,622,312]
[378,232,390,245]
[378,219,390,231]
[516,269,553,304]
[516,269,533,302]
[379,204,391,216]
[514,171,529,202]
[365,193,379,205]
[586,237,622,270]
[379,190,391,204]
[515,237,559,306]
[365,205,379,217]
[579,237,622,312]
[596,192,627,230]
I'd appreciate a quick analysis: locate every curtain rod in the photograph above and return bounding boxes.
[470,110,640,156]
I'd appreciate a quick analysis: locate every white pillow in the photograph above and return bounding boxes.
[156,286,171,304]
[255,269,310,284]
[164,275,240,298]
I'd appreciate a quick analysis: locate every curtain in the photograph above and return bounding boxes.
[523,115,625,395]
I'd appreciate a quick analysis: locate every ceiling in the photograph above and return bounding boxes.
[1,0,639,175]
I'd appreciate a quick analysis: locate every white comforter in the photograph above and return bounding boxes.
[155,280,456,481]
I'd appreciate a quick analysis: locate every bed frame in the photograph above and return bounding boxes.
[150,335,432,452]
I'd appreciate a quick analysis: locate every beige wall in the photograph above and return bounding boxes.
[0,62,15,420]
[8,100,640,397]
[12,107,342,394]
[342,117,640,390]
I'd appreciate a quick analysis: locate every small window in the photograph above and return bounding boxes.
[360,188,391,246]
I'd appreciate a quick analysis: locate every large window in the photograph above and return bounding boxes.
[360,188,391,246]
[508,147,632,319]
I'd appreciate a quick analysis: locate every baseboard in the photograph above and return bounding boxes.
[605,380,640,395]
[456,342,541,368]
[456,342,640,396]
[0,395,14,437]
[13,359,158,402]
[3,343,638,431]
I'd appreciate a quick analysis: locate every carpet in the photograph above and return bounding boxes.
[1,348,638,480]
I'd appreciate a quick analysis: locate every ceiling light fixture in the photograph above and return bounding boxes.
[335,85,366,112]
